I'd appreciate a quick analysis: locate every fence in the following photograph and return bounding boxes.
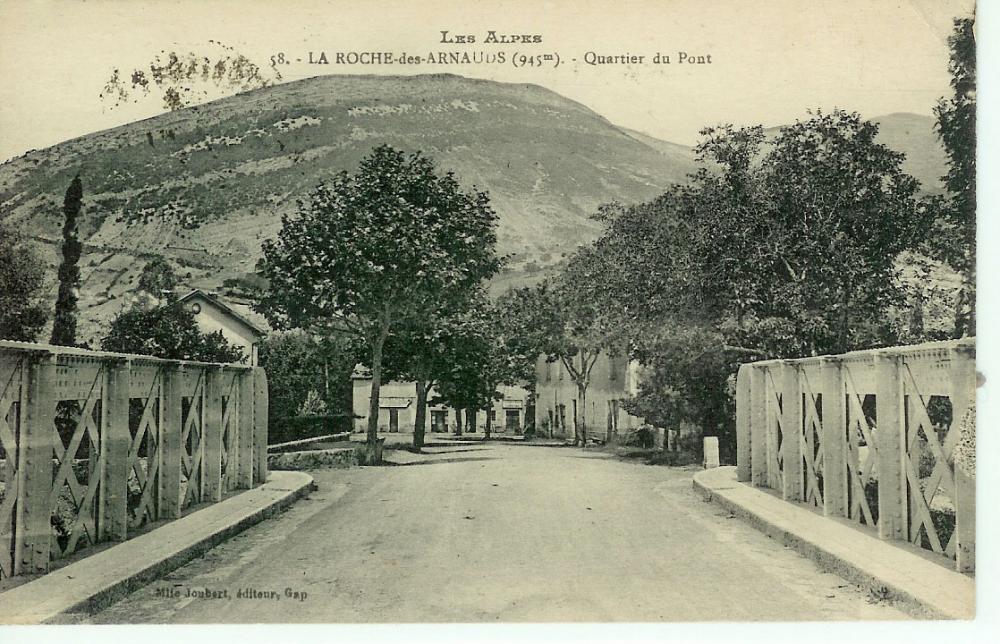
[734,338,975,573]
[0,340,269,579]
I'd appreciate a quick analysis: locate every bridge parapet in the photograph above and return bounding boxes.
[735,338,976,573]
[0,340,268,579]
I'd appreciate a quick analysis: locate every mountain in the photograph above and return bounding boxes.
[870,113,947,193]
[0,74,948,346]
[0,73,699,345]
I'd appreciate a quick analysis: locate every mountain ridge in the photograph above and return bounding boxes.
[0,73,699,344]
[0,74,947,346]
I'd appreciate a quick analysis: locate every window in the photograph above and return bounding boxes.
[609,355,619,381]
[190,302,202,314]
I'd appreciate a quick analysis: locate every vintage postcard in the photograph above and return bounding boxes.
[0,0,989,635]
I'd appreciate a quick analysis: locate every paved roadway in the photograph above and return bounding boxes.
[83,442,907,623]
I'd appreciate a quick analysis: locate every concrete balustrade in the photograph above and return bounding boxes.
[735,338,976,573]
[0,340,268,579]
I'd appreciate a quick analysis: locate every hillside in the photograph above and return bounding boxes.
[0,74,699,345]
[870,113,948,193]
[0,75,949,346]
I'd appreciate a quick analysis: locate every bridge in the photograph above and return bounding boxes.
[734,338,976,573]
[0,340,269,578]
[0,338,976,622]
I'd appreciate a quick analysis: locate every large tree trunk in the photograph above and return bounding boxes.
[467,409,476,434]
[484,403,492,440]
[364,329,387,464]
[578,382,589,446]
[455,407,463,436]
[413,380,428,450]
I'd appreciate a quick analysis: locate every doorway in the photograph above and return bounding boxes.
[431,410,447,433]
[505,409,520,433]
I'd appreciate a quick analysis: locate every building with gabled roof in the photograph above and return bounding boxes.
[178,289,267,365]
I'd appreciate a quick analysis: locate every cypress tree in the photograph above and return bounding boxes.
[50,174,83,346]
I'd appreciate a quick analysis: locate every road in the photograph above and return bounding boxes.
[82,442,906,623]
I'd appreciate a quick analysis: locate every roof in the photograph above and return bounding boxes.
[178,289,267,337]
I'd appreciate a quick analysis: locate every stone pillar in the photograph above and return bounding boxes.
[703,437,720,468]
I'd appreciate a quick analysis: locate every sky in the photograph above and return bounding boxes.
[0,0,976,163]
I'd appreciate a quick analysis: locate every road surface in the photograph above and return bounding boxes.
[82,442,906,623]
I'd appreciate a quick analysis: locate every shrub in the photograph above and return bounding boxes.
[677,430,704,456]
[621,426,655,448]
[646,450,701,467]
[257,330,355,444]
[0,221,49,341]
[102,302,245,363]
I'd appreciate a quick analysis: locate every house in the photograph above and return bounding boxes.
[351,367,532,435]
[178,289,267,365]
[533,353,644,442]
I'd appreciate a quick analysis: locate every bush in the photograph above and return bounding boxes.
[646,450,701,467]
[102,302,245,362]
[677,430,704,457]
[0,221,49,341]
[621,426,655,448]
[258,330,355,445]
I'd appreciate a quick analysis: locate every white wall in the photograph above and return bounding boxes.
[351,378,531,434]
[185,294,260,365]
[534,354,643,441]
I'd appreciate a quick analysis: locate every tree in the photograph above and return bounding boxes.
[50,175,83,346]
[102,302,244,363]
[0,221,49,341]
[637,111,928,356]
[380,304,465,449]
[530,258,620,446]
[480,288,552,438]
[429,314,497,439]
[587,110,932,459]
[257,145,500,462]
[933,16,976,336]
[428,294,537,441]
[754,111,931,354]
[258,330,357,443]
[138,256,180,299]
